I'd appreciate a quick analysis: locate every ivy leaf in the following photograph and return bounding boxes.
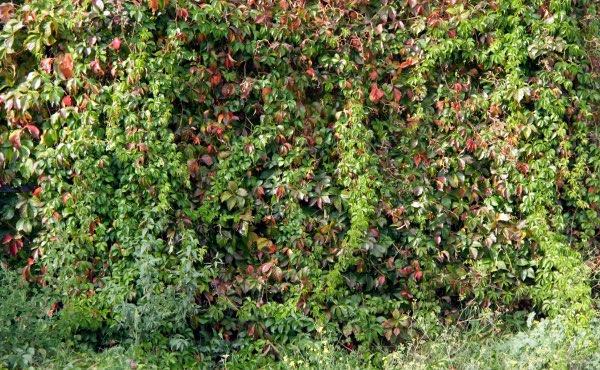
[369,84,384,103]
[393,88,402,102]
[414,271,423,282]
[62,95,73,107]
[25,124,40,139]
[58,53,74,79]
[22,265,33,281]
[16,218,32,233]
[262,87,272,99]
[448,174,459,188]
[176,8,189,20]
[397,58,417,70]
[1,234,13,245]
[261,262,273,274]
[109,37,122,50]
[0,3,13,23]
[200,155,213,166]
[275,186,286,202]
[149,0,159,13]
[40,58,54,74]
[9,130,21,150]
[90,60,104,75]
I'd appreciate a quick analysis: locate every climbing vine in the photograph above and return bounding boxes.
[0,0,598,364]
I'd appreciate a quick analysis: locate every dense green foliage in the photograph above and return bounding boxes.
[1,0,598,367]
[1,265,599,369]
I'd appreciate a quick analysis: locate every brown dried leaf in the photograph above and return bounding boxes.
[58,53,74,79]
[40,58,54,74]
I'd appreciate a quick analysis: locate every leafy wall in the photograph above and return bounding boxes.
[1,0,598,362]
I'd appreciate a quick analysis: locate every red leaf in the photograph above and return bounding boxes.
[33,187,42,197]
[255,15,266,24]
[306,68,315,77]
[224,53,236,69]
[149,0,159,13]
[187,159,199,174]
[393,88,403,102]
[40,58,54,74]
[109,37,122,51]
[261,262,273,274]
[200,154,213,166]
[453,83,463,92]
[399,266,413,277]
[90,60,104,75]
[62,95,73,107]
[398,58,417,70]
[89,221,97,235]
[413,153,422,167]
[176,8,189,20]
[427,15,440,28]
[209,71,222,87]
[275,186,286,202]
[262,87,272,99]
[221,83,235,97]
[414,271,423,282]
[401,290,414,299]
[58,53,74,79]
[9,130,21,150]
[0,3,14,23]
[369,84,384,103]
[25,124,40,139]
[244,143,255,154]
[47,302,58,317]
[449,29,456,39]
[1,234,13,245]
[22,265,32,281]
